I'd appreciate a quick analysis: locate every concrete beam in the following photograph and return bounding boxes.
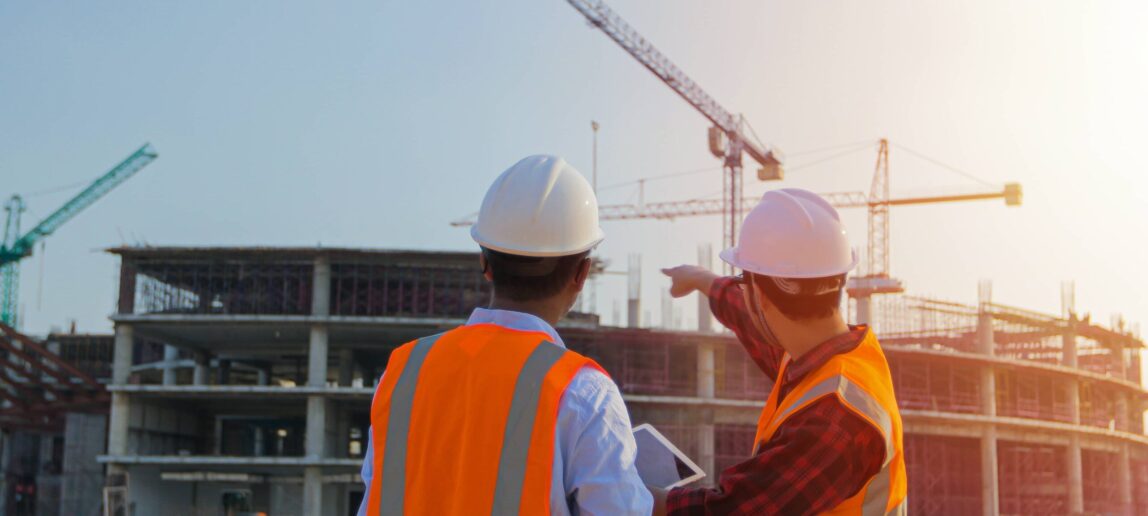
[96,455,360,466]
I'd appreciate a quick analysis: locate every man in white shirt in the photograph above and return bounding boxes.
[358,155,651,515]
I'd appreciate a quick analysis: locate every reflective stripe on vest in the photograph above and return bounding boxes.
[379,334,439,516]
[490,342,567,515]
[769,374,896,467]
[377,335,569,515]
[861,462,906,516]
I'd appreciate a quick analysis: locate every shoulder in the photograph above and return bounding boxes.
[562,366,620,409]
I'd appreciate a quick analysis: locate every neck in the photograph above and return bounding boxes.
[766,312,851,360]
[488,296,566,327]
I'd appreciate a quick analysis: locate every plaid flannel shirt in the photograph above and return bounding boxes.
[666,277,886,515]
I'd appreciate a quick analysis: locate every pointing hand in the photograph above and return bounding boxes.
[661,265,720,299]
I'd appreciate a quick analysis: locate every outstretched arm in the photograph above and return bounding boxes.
[661,265,785,381]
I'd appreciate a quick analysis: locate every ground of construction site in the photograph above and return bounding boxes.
[2,1,1147,515]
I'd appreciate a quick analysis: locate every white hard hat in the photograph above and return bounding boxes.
[720,188,858,278]
[471,155,605,257]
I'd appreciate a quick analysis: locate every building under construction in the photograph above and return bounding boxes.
[71,246,1148,515]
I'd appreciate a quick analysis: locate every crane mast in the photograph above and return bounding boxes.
[566,0,783,254]
[0,143,158,327]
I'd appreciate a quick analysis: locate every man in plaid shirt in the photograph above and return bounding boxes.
[652,189,906,516]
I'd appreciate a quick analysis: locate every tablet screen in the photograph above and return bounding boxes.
[632,423,706,489]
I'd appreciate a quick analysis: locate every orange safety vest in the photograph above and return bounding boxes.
[753,328,907,516]
[364,324,604,516]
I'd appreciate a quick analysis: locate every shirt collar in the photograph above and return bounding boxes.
[465,307,565,347]
[784,325,869,384]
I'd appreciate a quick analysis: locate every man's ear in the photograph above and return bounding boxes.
[479,254,493,282]
[749,277,773,314]
[572,258,592,291]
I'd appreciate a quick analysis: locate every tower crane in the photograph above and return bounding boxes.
[1,144,158,328]
[451,138,1021,325]
[565,0,784,256]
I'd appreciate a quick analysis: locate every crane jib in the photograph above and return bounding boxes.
[9,144,158,257]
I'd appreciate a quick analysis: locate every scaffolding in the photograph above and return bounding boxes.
[997,441,1068,515]
[1081,449,1121,515]
[888,356,981,414]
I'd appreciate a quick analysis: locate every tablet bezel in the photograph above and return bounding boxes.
[632,423,707,489]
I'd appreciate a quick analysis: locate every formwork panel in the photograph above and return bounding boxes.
[904,434,981,515]
[997,441,1068,515]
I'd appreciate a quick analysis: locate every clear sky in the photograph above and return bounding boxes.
[2,0,1145,356]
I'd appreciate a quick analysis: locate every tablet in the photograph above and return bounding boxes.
[632,423,706,489]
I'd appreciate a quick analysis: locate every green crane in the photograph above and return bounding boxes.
[1,143,158,328]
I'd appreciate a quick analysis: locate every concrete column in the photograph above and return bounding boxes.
[981,426,999,516]
[306,396,328,458]
[257,367,270,386]
[1115,392,1129,432]
[312,255,331,317]
[338,349,354,387]
[107,393,130,457]
[1068,382,1081,425]
[855,295,872,326]
[1118,443,1133,516]
[1063,314,1078,369]
[1065,314,1082,426]
[627,254,641,328]
[697,423,715,485]
[303,467,323,516]
[697,343,715,400]
[107,324,134,459]
[162,345,179,385]
[304,255,332,514]
[112,324,133,385]
[1061,312,1086,514]
[192,351,209,386]
[309,327,329,387]
[1067,434,1083,513]
[975,282,999,515]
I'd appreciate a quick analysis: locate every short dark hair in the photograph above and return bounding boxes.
[483,248,590,302]
[749,273,846,321]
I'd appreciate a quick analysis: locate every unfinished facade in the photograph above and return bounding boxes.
[100,247,1148,515]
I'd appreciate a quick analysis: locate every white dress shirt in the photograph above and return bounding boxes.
[358,308,652,515]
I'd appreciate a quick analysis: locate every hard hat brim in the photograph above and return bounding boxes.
[472,226,605,258]
[719,246,859,279]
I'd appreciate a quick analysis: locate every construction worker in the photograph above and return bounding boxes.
[357,155,652,515]
[654,189,906,515]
